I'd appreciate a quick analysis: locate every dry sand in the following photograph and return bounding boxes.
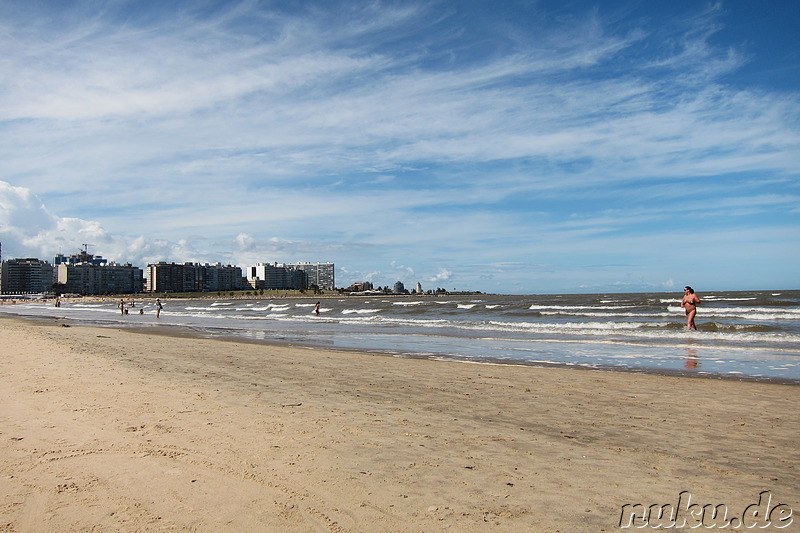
[0,317,798,532]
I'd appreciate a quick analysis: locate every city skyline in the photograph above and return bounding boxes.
[1,1,798,294]
[0,250,340,295]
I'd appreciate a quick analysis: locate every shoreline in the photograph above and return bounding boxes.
[117,323,800,386]
[1,316,799,531]
[12,314,800,386]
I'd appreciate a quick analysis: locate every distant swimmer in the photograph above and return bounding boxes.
[681,286,701,330]
[314,301,321,315]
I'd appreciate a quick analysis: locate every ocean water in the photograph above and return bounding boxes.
[2,290,799,381]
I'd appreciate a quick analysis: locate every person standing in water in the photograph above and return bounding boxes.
[155,298,163,318]
[314,302,321,315]
[681,286,701,330]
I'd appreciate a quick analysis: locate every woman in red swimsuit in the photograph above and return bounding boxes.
[680,286,701,330]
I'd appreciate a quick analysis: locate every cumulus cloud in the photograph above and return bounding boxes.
[0,181,107,260]
[0,180,215,266]
[0,184,367,283]
[390,261,415,277]
[429,268,453,283]
[234,233,257,251]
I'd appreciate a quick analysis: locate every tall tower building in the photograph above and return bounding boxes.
[285,262,335,290]
[1,258,54,294]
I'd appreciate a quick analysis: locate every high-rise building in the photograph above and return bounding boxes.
[1,258,54,294]
[57,262,143,295]
[146,262,244,292]
[198,263,245,292]
[247,263,307,290]
[285,262,335,290]
[147,262,195,293]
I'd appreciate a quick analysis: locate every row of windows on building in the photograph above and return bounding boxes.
[0,251,335,295]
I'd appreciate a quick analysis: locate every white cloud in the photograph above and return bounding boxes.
[390,261,415,277]
[0,2,797,293]
[0,181,56,234]
[0,180,219,266]
[429,268,452,283]
[0,181,107,259]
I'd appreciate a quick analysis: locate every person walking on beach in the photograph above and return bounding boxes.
[681,286,701,330]
[155,298,163,318]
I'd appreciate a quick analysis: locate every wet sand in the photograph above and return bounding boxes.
[1,317,798,531]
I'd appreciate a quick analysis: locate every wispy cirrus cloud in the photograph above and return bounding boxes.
[0,1,797,292]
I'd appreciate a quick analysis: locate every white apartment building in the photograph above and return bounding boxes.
[246,263,307,290]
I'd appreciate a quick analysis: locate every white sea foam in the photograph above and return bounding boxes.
[2,291,798,380]
[675,306,800,320]
[529,305,635,311]
[539,311,673,318]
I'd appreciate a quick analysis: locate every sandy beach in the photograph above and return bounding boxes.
[0,317,797,532]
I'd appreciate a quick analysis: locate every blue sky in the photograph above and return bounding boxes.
[0,0,798,294]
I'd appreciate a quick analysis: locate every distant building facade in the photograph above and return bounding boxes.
[286,262,334,290]
[146,262,244,293]
[58,262,143,295]
[344,281,374,292]
[147,262,191,293]
[200,263,245,292]
[247,263,308,290]
[1,258,54,294]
